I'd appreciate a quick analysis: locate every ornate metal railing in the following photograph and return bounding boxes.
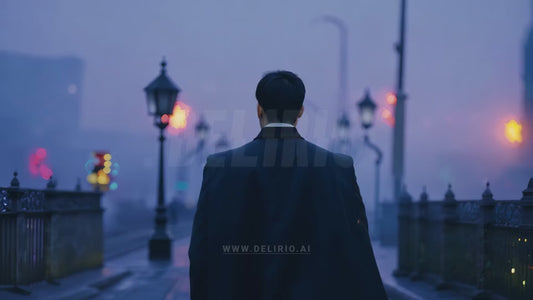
[396,179,533,300]
[0,175,103,288]
[0,188,48,285]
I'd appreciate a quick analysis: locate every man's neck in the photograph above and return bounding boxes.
[264,122,295,128]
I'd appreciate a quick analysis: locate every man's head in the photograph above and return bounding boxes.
[255,70,305,127]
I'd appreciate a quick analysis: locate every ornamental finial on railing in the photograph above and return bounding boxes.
[445,184,455,201]
[420,186,428,203]
[75,178,82,191]
[46,176,56,190]
[521,178,533,201]
[482,182,494,201]
[399,185,413,203]
[10,171,20,188]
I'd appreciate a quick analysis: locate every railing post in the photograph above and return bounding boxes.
[10,172,20,188]
[473,182,495,300]
[411,187,429,280]
[394,186,413,277]
[15,193,25,285]
[519,178,533,300]
[520,178,533,225]
[437,184,458,290]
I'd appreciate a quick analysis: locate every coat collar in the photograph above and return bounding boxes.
[254,126,303,140]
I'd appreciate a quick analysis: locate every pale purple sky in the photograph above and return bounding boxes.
[1,0,531,201]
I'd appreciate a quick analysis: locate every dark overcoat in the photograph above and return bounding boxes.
[189,126,387,300]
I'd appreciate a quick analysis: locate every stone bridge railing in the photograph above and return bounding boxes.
[0,173,103,286]
[396,178,533,300]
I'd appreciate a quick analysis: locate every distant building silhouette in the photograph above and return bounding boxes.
[0,51,172,214]
[0,51,84,187]
[0,51,83,143]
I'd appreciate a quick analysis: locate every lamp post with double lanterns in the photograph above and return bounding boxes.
[195,115,210,153]
[357,89,383,238]
[144,59,180,260]
[215,134,230,152]
[336,113,351,153]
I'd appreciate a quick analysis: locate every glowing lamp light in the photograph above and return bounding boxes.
[86,151,118,192]
[87,173,97,184]
[511,267,516,274]
[161,114,170,124]
[97,174,110,185]
[381,109,395,127]
[505,120,523,144]
[169,101,190,132]
[386,93,397,105]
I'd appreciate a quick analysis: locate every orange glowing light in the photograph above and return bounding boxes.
[386,93,397,105]
[169,101,190,131]
[505,120,523,144]
[381,109,395,127]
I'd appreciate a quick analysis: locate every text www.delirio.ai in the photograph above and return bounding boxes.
[222,244,311,255]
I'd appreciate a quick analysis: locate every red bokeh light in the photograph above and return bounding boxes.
[36,148,47,160]
[28,148,53,180]
[161,114,170,124]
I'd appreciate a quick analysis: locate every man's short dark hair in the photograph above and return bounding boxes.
[255,70,305,123]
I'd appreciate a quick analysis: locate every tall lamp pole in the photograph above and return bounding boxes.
[318,16,352,151]
[144,59,180,260]
[357,89,382,237]
[320,15,349,114]
[392,0,408,202]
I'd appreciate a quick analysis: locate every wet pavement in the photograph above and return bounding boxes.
[373,243,470,300]
[0,223,192,300]
[96,236,191,300]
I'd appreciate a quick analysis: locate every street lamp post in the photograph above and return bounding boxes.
[319,15,349,114]
[336,112,351,152]
[317,16,352,152]
[357,90,383,238]
[215,134,230,152]
[392,0,408,202]
[195,115,210,152]
[144,59,180,260]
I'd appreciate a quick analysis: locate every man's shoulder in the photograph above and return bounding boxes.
[306,141,353,165]
[205,139,353,169]
[204,141,256,168]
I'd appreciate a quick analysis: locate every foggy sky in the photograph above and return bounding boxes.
[0,0,531,201]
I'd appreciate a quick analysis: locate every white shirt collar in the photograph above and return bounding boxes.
[264,123,295,128]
